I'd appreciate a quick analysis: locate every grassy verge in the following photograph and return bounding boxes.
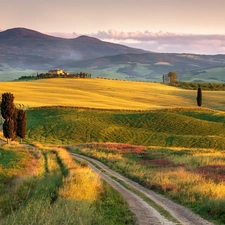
[94,181,136,225]
[0,146,136,225]
[70,144,225,224]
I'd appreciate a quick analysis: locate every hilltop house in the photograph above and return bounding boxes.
[48,69,70,75]
[37,70,91,79]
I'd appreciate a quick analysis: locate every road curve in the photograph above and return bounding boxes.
[72,153,175,225]
[71,153,214,225]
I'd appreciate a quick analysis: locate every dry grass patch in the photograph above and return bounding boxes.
[1,78,225,110]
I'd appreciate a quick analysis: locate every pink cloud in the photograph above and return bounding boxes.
[91,30,225,54]
[48,30,225,54]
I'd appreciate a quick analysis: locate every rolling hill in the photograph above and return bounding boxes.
[62,53,225,82]
[26,107,225,149]
[0,27,147,69]
[1,27,225,82]
[1,78,225,111]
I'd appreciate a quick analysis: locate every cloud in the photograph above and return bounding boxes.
[90,30,225,54]
[48,30,225,54]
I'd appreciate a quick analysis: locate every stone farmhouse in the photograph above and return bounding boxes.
[48,69,70,76]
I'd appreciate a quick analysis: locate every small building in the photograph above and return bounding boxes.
[48,69,69,75]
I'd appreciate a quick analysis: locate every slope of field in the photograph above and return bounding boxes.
[1,78,225,111]
[26,108,225,149]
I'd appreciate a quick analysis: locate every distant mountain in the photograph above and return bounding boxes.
[64,52,225,69]
[61,52,225,81]
[1,27,225,82]
[0,27,147,69]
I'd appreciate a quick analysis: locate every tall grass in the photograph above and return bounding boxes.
[0,146,136,224]
[70,143,225,224]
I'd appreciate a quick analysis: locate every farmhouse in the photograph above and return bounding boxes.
[37,70,91,79]
[48,69,70,75]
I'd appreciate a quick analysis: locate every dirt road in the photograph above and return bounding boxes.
[71,153,214,225]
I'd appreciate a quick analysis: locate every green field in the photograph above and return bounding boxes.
[25,108,225,150]
[182,67,225,83]
[0,63,45,81]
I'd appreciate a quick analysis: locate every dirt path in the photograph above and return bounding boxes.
[71,153,214,225]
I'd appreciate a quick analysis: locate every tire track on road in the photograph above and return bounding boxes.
[72,153,177,225]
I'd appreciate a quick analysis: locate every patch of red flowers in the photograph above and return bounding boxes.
[195,165,225,182]
[81,142,146,154]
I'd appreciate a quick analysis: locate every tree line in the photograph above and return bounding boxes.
[16,72,92,81]
[37,72,91,79]
[1,93,26,143]
[169,81,225,91]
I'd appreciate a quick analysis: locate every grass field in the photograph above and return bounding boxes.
[25,108,225,150]
[0,146,135,225]
[0,67,45,81]
[1,78,225,111]
[182,67,225,83]
[70,66,128,80]
[2,78,225,224]
[70,143,225,225]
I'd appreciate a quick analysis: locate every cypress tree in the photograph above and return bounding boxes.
[197,87,202,107]
[1,93,15,120]
[12,108,18,140]
[1,92,17,143]
[3,119,15,143]
[17,109,27,143]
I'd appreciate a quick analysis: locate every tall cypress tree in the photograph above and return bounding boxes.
[17,109,27,143]
[197,87,202,107]
[12,108,18,140]
[1,93,15,120]
[3,119,15,143]
[1,93,16,143]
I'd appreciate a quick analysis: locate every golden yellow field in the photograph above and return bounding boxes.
[1,78,225,110]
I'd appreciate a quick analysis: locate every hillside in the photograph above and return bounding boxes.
[1,28,225,82]
[1,78,225,110]
[26,108,225,149]
[0,28,146,69]
[62,53,225,82]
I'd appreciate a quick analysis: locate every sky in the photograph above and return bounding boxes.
[1,0,225,54]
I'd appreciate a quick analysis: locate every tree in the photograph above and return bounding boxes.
[1,93,15,120]
[197,86,202,107]
[17,109,27,143]
[168,71,177,83]
[3,119,15,143]
[1,93,16,143]
[12,108,18,140]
